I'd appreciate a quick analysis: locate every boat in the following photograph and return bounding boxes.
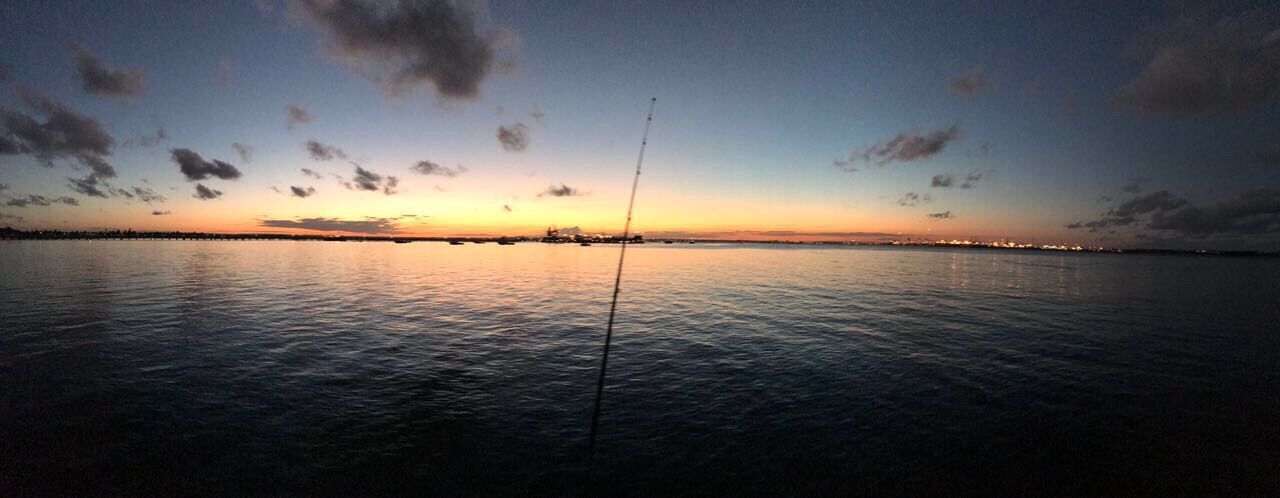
[449,241,464,245]
[580,242,592,246]
[472,241,485,244]
[497,240,515,245]
[663,241,673,244]
[393,239,411,244]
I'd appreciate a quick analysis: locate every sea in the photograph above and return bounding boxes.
[1,240,1277,496]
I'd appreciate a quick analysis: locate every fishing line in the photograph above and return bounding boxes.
[586,97,657,474]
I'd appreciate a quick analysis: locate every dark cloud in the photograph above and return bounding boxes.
[538,183,583,197]
[296,0,505,100]
[290,185,317,198]
[271,186,283,194]
[152,210,171,215]
[287,104,313,129]
[497,123,529,151]
[301,168,323,179]
[67,174,108,198]
[171,149,243,180]
[351,164,398,194]
[259,216,400,234]
[1147,187,1280,237]
[931,174,954,188]
[232,142,254,163]
[835,125,961,170]
[70,43,146,100]
[948,66,986,97]
[1111,10,1280,116]
[1113,190,1188,218]
[410,160,465,176]
[502,204,512,212]
[1067,190,1189,232]
[193,183,223,200]
[0,88,116,175]
[306,140,347,161]
[961,171,985,189]
[927,210,954,219]
[6,194,79,207]
[896,192,932,206]
[1122,177,1147,193]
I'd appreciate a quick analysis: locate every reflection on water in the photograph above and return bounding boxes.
[1,241,1278,495]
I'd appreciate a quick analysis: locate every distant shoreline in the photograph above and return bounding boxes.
[2,227,1275,258]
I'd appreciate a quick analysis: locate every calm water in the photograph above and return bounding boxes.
[1,241,1278,496]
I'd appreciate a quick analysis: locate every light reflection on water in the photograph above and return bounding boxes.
[1,241,1278,495]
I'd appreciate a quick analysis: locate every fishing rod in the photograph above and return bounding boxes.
[586,97,657,475]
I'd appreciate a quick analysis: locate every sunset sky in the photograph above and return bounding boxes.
[1,0,1278,249]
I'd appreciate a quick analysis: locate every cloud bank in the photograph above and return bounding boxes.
[259,216,400,234]
[6,194,79,207]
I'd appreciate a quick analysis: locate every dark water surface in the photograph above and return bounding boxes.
[2,241,1278,496]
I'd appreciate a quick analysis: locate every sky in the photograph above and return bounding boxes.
[0,0,1278,250]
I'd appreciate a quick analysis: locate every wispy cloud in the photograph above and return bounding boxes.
[301,168,323,179]
[948,66,986,97]
[216,57,235,87]
[152,210,171,215]
[1122,177,1147,193]
[896,192,932,206]
[286,104,313,129]
[6,194,79,207]
[67,175,108,198]
[835,125,961,170]
[927,210,954,219]
[930,174,954,188]
[305,140,347,161]
[232,143,254,163]
[961,171,985,189]
[290,185,317,198]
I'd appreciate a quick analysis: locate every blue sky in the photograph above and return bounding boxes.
[1,0,1278,249]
